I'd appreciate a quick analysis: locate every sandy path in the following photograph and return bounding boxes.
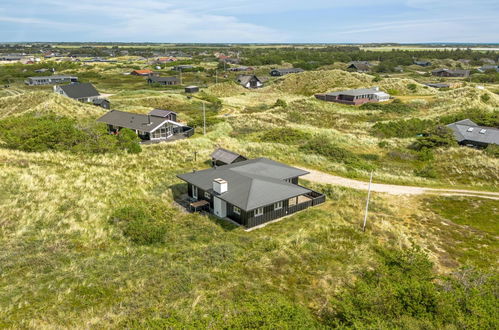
[300,168,499,200]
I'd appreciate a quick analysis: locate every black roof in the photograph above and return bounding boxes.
[58,83,99,99]
[270,68,304,75]
[148,109,176,117]
[211,148,247,164]
[177,158,310,210]
[148,76,180,83]
[97,110,170,133]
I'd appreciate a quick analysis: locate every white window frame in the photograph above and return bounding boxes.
[274,201,283,210]
[233,206,241,215]
[192,186,198,200]
[254,207,264,217]
[204,191,211,199]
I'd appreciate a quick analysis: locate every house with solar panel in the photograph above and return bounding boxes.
[447,119,499,148]
[177,158,325,228]
[97,109,194,142]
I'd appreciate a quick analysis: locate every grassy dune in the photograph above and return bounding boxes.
[0,66,497,327]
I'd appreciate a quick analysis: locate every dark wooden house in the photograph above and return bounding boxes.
[185,85,199,93]
[177,158,325,229]
[147,76,180,86]
[414,61,432,67]
[346,61,371,72]
[447,119,499,148]
[211,148,247,167]
[269,68,304,76]
[93,98,111,109]
[431,68,470,78]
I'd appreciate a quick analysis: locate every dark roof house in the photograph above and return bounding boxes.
[347,61,371,72]
[93,98,111,109]
[211,148,247,167]
[25,75,78,86]
[147,76,180,85]
[269,68,304,76]
[177,158,325,228]
[432,68,470,78]
[447,119,499,148]
[55,83,100,102]
[185,86,199,93]
[477,65,499,73]
[414,61,432,67]
[130,69,155,76]
[97,109,192,142]
[425,83,450,88]
[237,75,264,89]
[315,87,390,105]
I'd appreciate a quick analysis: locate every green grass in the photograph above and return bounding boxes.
[424,196,499,234]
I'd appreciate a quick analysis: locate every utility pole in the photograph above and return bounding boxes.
[202,102,206,135]
[362,171,374,232]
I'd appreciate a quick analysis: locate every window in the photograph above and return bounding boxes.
[254,207,264,217]
[233,206,241,215]
[467,127,474,132]
[479,129,487,134]
[274,201,283,210]
[192,186,198,199]
[289,197,297,206]
[204,192,211,199]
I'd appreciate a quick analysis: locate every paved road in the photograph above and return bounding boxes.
[300,168,499,200]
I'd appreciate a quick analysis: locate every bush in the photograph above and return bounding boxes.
[110,204,172,245]
[197,92,222,111]
[360,101,415,114]
[372,119,434,138]
[260,128,311,144]
[324,247,498,329]
[117,128,142,154]
[438,109,499,128]
[412,126,457,150]
[481,93,491,103]
[485,144,499,158]
[0,114,141,154]
[273,98,288,108]
[407,83,417,92]
[414,165,438,178]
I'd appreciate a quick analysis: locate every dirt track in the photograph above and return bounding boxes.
[300,168,499,200]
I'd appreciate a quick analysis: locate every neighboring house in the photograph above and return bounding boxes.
[211,148,247,167]
[97,109,193,142]
[394,65,404,72]
[477,65,499,73]
[447,119,499,148]
[346,61,371,72]
[185,86,199,93]
[55,82,101,102]
[315,87,390,105]
[236,75,264,89]
[156,57,177,63]
[130,69,155,76]
[425,83,450,88]
[269,68,304,76]
[432,68,470,78]
[0,55,23,61]
[414,61,432,67]
[25,75,78,86]
[172,65,194,71]
[93,98,111,109]
[147,76,180,86]
[177,158,326,228]
[228,66,253,72]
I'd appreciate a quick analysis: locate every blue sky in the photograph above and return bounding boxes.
[0,0,498,43]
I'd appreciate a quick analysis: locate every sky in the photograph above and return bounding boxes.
[0,0,498,43]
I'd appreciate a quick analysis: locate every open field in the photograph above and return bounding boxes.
[0,50,498,327]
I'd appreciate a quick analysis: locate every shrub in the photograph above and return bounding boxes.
[372,119,434,138]
[110,204,172,245]
[0,114,141,154]
[407,83,417,92]
[360,101,415,114]
[412,126,457,150]
[414,165,438,178]
[260,128,311,144]
[197,92,222,111]
[485,144,499,158]
[324,247,498,329]
[117,128,142,154]
[273,98,288,108]
[481,93,491,103]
